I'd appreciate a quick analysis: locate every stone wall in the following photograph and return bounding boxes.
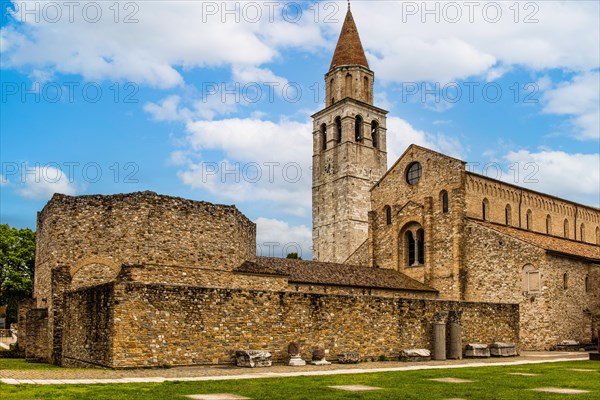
[62,284,114,368]
[17,298,36,352]
[463,220,600,349]
[369,145,466,300]
[24,308,49,362]
[465,173,600,245]
[34,191,256,309]
[59,281,518,368]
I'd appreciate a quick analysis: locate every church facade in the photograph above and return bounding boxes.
[19,7,598,368]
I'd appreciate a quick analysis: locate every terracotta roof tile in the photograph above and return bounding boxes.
[471,219,600,262]
[330,9,369,70]
[235,257,437,292]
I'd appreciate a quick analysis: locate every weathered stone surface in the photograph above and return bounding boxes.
[400,348,431,362]
[490,342,518,357]
[235,350,272,368]
[336,352,360,364]
[287,342,300,356]
[464,344,490,358]
[312,348,325,361]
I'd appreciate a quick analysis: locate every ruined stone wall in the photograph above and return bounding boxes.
[289,283,437,299]
[17,298,36,352]
[370,146,466,300]
[121,264,288,292]
[463,220,600,350]
[24,308,49,362]
[34,191,256,309]
[105,282,518,368]
[62,284,114,368]
[465,173,600,244]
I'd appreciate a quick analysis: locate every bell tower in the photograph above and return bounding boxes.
[312,5,388,263]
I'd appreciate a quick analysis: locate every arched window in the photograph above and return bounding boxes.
[482,198,489,221]
[585,275,591,293]
[564,219,569,238]
[330,78,334,105]
[364,76,369,101]
[580,223,585,242]
[402,223,425,267]
[522,264,540,293]
[596,227,600,245]
[546,215,552,234]
[371,120,378,148]
[440,190,449,213]
[526,210,533,230]
[505,204,512,225]
[385,205,392,225]
[355,115,363,142]
[563,273,568,290]
[345,73,352,97]
[417,229,425,264]
[406,231,416,266]
[320,123,327,151]
[335,116,342,144]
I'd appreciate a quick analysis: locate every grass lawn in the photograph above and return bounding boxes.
[0,358,63,370]
[0,360,598,399]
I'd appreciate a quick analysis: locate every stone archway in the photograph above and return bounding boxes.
[70,257,121,290]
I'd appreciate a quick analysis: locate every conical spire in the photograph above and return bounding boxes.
[329,7,369,70]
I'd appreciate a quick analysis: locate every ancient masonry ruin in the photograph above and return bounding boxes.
[21,191,519,367]
[18,6,599,368]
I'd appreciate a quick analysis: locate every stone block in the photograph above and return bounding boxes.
[489,342,517,357]
[464,343,490,358]
[235,350,272,367]
[400,348,431,362]
[287,355,306,366]
[311,348,331,365]
[336,352,360,363]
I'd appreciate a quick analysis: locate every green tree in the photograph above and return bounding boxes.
[286,252,302,260]
[0,224,35,326]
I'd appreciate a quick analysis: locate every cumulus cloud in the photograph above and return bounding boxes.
[174,118,312,217]
[0,1,325,88]
[255,217,312,259]
[15,165,79,199]
[355,1,599,83]
[502,150,600,206]
[541,71,600,140]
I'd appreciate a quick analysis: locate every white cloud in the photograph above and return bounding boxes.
[0,1,325,88]
[15,165,79,200]
[2,1,597,88]
[541,72,600,140]
[174,118,312,217]
[503,150,600,206]
[355,1,599,83]
[255,217,312,259]
[386,117,463,164]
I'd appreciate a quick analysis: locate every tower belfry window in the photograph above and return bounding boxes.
[371,120,378,148]
[335,116,342,144]
[355,115,363,142]
[321,123,327,151]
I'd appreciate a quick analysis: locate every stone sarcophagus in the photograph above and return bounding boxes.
[464,343,490,358]
[235,350,272,367]
[489,342,517,357]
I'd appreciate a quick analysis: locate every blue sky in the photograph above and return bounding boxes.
[1,1,599,259]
